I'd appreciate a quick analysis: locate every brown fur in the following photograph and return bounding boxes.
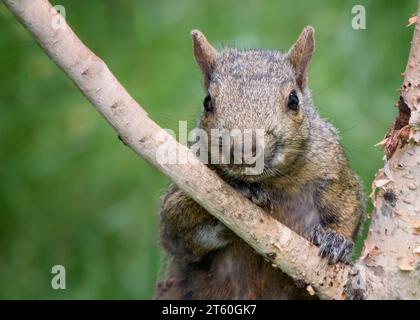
[155,27,364,300]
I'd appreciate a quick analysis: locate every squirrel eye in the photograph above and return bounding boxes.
[203,94,213,112]
[287,90,299,111]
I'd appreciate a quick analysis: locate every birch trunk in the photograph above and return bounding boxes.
[357,8,420,298]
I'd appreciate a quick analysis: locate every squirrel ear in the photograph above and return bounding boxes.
[288,26,315,89]
[191,30,217,86]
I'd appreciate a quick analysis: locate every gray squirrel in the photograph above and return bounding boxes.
[155,27,365,299]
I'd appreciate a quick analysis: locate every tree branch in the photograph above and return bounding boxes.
[3,0,419,299]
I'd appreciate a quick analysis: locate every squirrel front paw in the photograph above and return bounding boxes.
[310,224,354,265]
[230,181,272,209]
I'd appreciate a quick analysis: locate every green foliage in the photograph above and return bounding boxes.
[0,0,413,298]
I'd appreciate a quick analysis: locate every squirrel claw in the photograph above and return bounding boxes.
[231,181,272,210]
[230,180,252,199]
[250,184,272,209]
[310,224,354,265]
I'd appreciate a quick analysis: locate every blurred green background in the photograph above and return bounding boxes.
[0,0,414,299]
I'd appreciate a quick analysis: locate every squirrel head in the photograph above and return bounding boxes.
[191,27,315,182]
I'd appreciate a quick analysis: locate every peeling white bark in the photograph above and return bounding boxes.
[3,0,419,299]
[360,6,420,298]
[364,145,420,299]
